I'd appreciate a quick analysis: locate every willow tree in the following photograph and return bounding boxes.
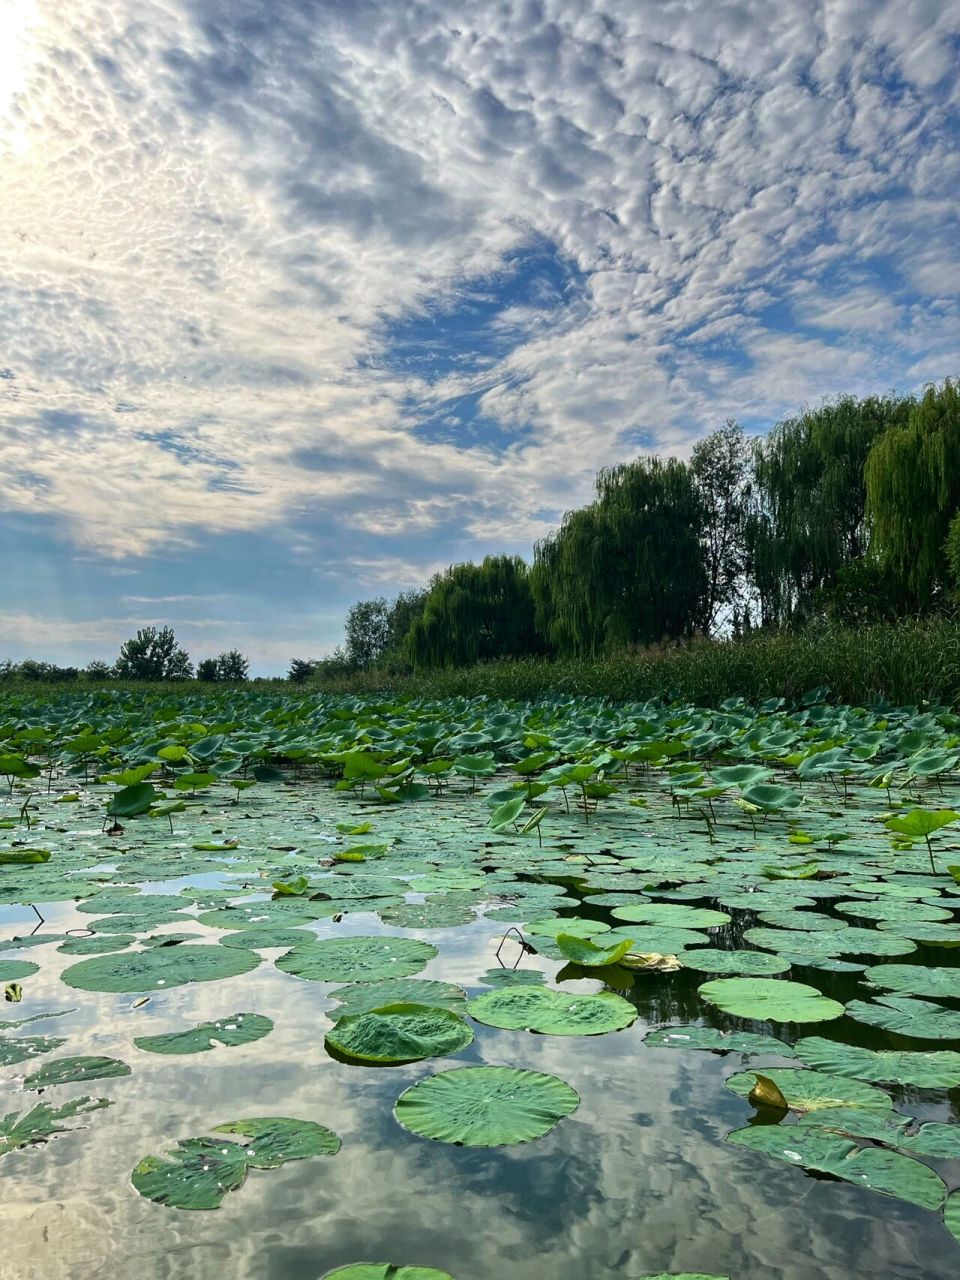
[745,392,912,624]
[866,379,960,607]
[406,555,539,668]
[531,455,706,656]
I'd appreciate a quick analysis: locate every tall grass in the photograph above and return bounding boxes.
[306,619,960,707]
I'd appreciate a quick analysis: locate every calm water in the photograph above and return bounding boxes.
[2,891,958,1280]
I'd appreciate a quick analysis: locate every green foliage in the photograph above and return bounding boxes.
[407,556,540,668]
[532,455,706,656]
[115,626,193,680]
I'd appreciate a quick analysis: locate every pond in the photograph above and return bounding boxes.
[1,691,959,1279]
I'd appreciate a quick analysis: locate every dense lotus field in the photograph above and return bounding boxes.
[2,688,960,1279]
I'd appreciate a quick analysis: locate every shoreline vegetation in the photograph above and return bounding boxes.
[2,619,960,709]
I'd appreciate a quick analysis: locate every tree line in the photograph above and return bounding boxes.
[313,377,960,674]
[0,627,250,683]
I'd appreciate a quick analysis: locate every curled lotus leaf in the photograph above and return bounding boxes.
[325,1003,474,1064]
[468,986,636,1036]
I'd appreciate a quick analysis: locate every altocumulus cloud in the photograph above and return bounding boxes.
[0,0,959,668]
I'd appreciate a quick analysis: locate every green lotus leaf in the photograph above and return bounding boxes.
[0,1034,66,1066]
[325,1003,474,1064]
[725,1068,893,1111]
[611,904,730,928]
[210,1116,341,1168]
[57,934,136,955]
[468,986,636,1036]
[0,960,39,981]
[524,917,610,939]
[844,995,960,1040]
[327,979,467,1021]
[321,1267,454,1280]
[477,968,546,987]
[679,949,790,976]
[644,1026,796,1056]
[394,1065,579,1146]
[554,934,636,967]
[134,1012,273,1055]
[699,978,844,1023]
[277,936,437,983]
[726,1124,946,1210]
[378,902,476,929]
[946,1190,960,1245]
[24,1055,131,1089]
[219,926,312,951]
[835,899,952,923]
[0,1096,111,1157]
[62,944,259,993]
[794,1036,960,1087]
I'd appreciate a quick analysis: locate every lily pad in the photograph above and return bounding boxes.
[132,1116,340,1210]
[326,1003,474,1064]
[863,964,960,999]
[725,1068,893,1111]
[0,1096,111,1157]
[698,978,844,1023]
[327,979,467,1021]
[644,1027,796,1056]
[394,1065,579,1146]
[219,926,311,951]
[61,944,259,993]
[0,960,39,981]
[844,995,960,1040]
[794,1036,960,1087]
[554,934,636,967]
[611,904,730,929]
[726,1124,946,1210]
[679,949,790,976]
[321,1268,454,1280]
[0,1034,66,1066]
[277,937,437,984]
[524,918,610,939]
[378,903,475,929]
[134,1013,273,1055]
[57,934,135,955]
[24,1055,131,1089]
[468,986,636,1036]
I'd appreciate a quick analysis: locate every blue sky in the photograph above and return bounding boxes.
[1,0,959,674]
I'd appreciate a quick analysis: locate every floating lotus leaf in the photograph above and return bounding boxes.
[679,949,790,976]
[605,926,708,953]
[634,1274,731,1279]
[844,995,960,1040]
[61,944,259,993]
[321,1267,454,1280]
[726,1124,946,1210]
[554,934,636,967]
[0,960,38,981]
[394,1066,579,1146]
[699,978,843,1023]
[277,936,437,983]
[644,1027,796,1056]
[755,910,846,932]
[725,1068,892,1111]
[132,1116,340,1209]
[0,1034,65,1066]
[24,1055,131,1089]
[801,1107,960,1159]
[92,910,193,934]
[794,1036,960,1087]
[946,1190,960,1245]
[0,1096,111,1157]
[524,918,610,939]
[863,964,960,998]
[378,902,475,929]
[477,968,546,987]
[57,934,135,955]
[78,892,185,916]
[197,902,333,930]
[219,926,312,950]
[878,921,960,944]
[325,1003,473,1064]
[134,1012,273,1055]
[468,986,636,1036]
[835,899,953,923]
[327,979,467,1021]
[611,904,730,928]
[745,926,914,958]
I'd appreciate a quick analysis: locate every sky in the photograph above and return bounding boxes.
[1,0,959,675]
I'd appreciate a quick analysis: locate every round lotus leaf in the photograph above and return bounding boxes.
[378,903,475,929]
[219,926,311,951]
[325,1003,474,1064]
[24,1054,131,1089]
[197,903,333,930]
[844,995,960,1040]
[878,921,960,945]
[726,1124,946,1210]
[611,904,730,929]
[327,979,467,1021]
[524,918,610,939]
[745,926,914,958]
[394,1065,579,1146]
[477,968,546,987]
[725,1068,893,1111]
[468,986,636,1036]
[847,880,934,898]
[755,910,848,932]
[277,936,437,984]
[92,910,194,934]
[679,949,790,976]
[77,892,177,915]
[61,944,259,993]
[699,978,844,1023]
[582,892,651,908]
[57,934,135,955]
[0,960,39,981]
[863,963,960,999]
[135,1012,273,1055]
[321,1267,454,1280]
[644,1027,795,1056]
[776,954,867,974]
[0,1034,66,1066]
[836,899,952,923]
[794,1036,960,1087]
